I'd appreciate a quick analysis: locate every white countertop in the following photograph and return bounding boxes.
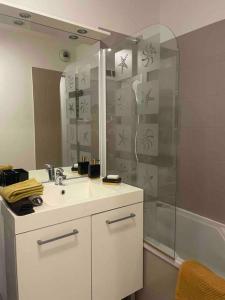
[1,177,143,234]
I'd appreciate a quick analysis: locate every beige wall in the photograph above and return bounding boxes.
[0,23,77,170]
[136,249,178,300]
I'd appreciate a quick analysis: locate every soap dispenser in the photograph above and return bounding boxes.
[71,163,78,172]
[78,156,89,175]
[88,159,100,179]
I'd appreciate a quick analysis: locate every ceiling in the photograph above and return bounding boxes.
[0,3,110,45]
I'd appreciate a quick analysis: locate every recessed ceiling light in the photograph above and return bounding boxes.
[69,34,79,40]
[107,48,112,52]
[77,28,88,34]
[19,12,31,19]
[14,20,24,26]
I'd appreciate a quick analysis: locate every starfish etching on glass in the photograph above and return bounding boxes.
[69,103,75,113]
[80,99,89,113]
[142,43,157,67]
[145,89,154,103]
[118,129,128,147]
[68,75,74,90]
[118,54,128,74]
[142,128,154,151]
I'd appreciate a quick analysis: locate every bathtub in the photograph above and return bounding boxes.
[144,201,225,278]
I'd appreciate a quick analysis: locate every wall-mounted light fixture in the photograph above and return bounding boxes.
[69,34,79,40]
[19,12,31,19]
[14,19,24,26]
[77,28,88,34]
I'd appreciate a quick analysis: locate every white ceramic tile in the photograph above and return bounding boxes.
[138,34,160,73]
[65,72,75,92]
[67,124,77,144]
[137,163,158,197]
[78,124,91,146]
[115,49,132,81]
[115,86,133,116]
[79,95,91,120]
[115,125,132,152]
[137,124,158,156]
[137,80,159,114]
[67,98,76,119]
[78,65,91,90]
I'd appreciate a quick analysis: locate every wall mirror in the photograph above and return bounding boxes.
[0,3,109,182]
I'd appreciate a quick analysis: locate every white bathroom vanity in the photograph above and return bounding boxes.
[0,177,143,300]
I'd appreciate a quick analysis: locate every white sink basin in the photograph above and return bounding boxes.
[42,177,117,207]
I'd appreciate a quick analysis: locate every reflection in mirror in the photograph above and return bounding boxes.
[0,12,100,182]
[61,49,99,170]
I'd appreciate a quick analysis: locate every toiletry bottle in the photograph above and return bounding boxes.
[71,162,78,172]
[78,156,89,175]
[88,159,100,178]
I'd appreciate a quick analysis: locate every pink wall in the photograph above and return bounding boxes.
[0,0,159,35]
[160,0,225,37]
[177,18,225,224]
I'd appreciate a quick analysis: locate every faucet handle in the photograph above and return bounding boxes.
[45,164,55,181]
[55,171,66,185]
[56,168,64,176]
[45,164,53,170]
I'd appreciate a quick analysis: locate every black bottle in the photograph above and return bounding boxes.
[88,159,100,179]
[78,156,89,175]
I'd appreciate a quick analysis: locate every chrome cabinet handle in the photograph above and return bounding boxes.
[37,229,79,245]
[106,213,136,225]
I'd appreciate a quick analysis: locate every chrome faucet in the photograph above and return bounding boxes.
[45,164,55,182]
[55,168,66,185]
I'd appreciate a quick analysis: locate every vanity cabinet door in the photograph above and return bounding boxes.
[92,203,143,300]
[16,217,91,300]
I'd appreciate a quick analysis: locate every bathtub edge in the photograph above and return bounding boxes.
[143,242,182,269]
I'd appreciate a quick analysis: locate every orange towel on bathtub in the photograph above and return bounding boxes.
[176,260,225,300]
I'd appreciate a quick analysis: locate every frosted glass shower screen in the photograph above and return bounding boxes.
[105,26,179,258]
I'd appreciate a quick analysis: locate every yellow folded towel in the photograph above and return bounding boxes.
[0,178,43,203]
[176,260,225,300]
[0,165,13,171]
